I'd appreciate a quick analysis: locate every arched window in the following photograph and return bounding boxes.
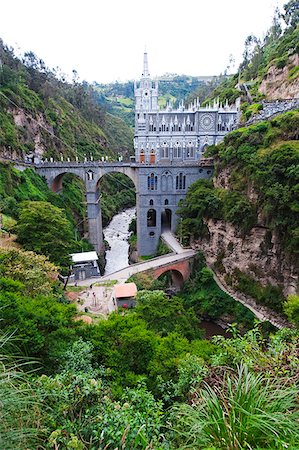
[149,199,154,205]
[161,144,169,159]
[176,172,186,190]
[162,172,173,192]
[164,199,169,205]
[87,170,94,181]
[148,173,157,191]
[147,209,156,227]
[173,143,182,158]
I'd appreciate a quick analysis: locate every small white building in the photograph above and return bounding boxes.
[70,251,101,281]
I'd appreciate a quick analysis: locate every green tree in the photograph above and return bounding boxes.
[0,247,57,296]
[283,0,299,29]
[15,201,73,268]
[284,294,299,327]
[136,290,202,339]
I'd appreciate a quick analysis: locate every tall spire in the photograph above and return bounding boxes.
[142,50,149,77]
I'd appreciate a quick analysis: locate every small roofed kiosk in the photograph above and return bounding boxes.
[70,251,101,281]
[113,283,137,308]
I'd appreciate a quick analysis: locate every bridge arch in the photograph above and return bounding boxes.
[152,258,191,291]
[155,268,184,291]
[95,167,138,191]
[50,171,85,193]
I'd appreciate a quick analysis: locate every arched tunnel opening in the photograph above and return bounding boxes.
[161,208,172,232]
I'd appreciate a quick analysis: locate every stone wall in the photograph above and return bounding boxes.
[245,98,299,126]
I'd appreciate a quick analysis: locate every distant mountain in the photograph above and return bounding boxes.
[0,40,134,161]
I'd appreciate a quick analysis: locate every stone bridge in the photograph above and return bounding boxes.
[35,159,213,256]
[150,257,192,289]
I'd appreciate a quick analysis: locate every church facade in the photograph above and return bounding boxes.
[134,52,239,164]
[134,53,240,255]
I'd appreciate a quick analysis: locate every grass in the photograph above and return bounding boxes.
[171,364,299,449]
[94,280,118,287]
[66,285,88,292]
[139,255,154,261]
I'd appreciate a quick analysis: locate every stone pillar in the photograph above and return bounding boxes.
[86,186,103,254]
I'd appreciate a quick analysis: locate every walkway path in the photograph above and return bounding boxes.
[206,264,291,329]
[161,231,186,254]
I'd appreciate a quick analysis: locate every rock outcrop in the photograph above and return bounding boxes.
[259,54,299,100]
[193,168,298,299]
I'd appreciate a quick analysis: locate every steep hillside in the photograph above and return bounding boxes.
[178,110,299,312]
[0,40,133,161]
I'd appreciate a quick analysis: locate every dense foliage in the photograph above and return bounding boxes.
[0,244,298,449]
[208,111,299,253]
[179,111,299,253]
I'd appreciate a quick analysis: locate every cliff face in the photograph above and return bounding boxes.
[195,166,298,297]
[259,54,299,100]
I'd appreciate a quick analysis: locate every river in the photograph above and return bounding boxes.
[103,207,136,275]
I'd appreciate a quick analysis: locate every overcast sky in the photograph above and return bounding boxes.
[0,0,287,83]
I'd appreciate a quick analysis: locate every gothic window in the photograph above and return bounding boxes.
[147,209,156,227]
[186,147,194,158]
[149,199,154,205]
[161,145,169,159]
[173,145,182,158]
[161,124,166,132]
[176,172,186,190]
[148,173,157,191]
[162,172,173,191]
[164,199,169,205]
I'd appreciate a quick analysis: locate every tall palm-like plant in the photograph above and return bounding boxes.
[0,331,40,450]
[171,365,299,449]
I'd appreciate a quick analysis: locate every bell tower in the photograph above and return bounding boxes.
[134,51,159,113]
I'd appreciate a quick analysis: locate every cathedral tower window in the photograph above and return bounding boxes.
[161,143,169,159]
[149,199,154,205]
[148,173,158,190]
[176,172,186,190]
[147,209,156,227]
